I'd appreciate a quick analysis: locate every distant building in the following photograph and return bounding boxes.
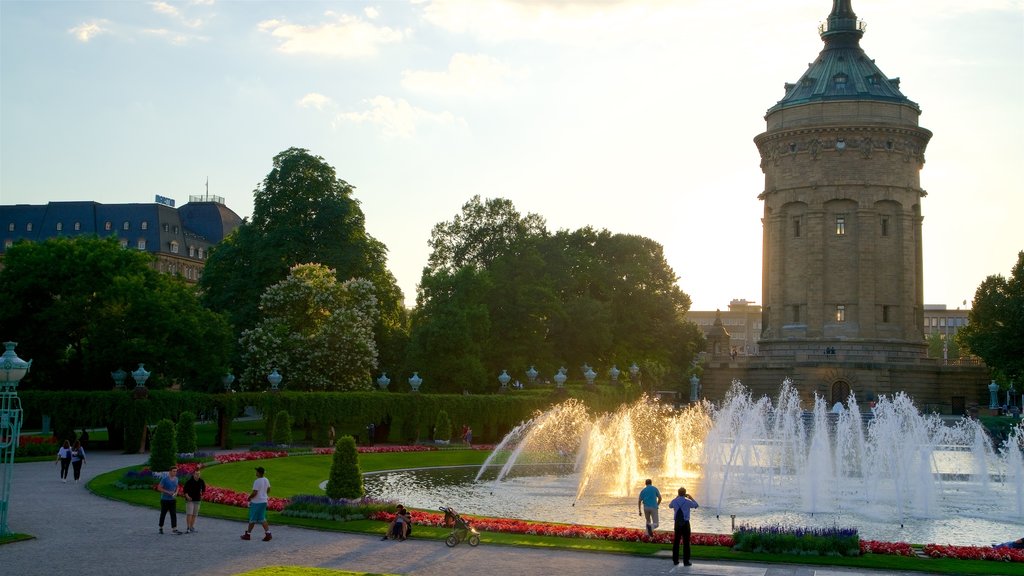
[0,194,242,282]
[686,299,762,356]
[922,304,970,340]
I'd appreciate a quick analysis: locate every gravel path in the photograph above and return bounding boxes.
[3,451,940,576]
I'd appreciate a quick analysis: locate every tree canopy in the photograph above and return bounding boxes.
[407,196,703,393]
[199,147,407,373]
[0,236,232,391]
[239,263,378,391]
[960,251,1024,385]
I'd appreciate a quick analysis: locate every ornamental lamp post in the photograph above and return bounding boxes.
[0,341,31,536]
[408,372,422,392]
[498,370,511,391]
[267,369,283,392]
[111,368,127,390]
[377,373,391,391]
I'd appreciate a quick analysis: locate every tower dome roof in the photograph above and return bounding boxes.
[767,0,917,114]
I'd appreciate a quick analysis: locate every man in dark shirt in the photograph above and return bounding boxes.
[183,467,207,534]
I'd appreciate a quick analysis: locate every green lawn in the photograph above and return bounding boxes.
[87,450,1015,575]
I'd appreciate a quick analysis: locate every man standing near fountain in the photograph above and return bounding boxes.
[669,487,699,566]
[637,478,662,537]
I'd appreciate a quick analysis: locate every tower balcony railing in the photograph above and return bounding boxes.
[818,18,866,36]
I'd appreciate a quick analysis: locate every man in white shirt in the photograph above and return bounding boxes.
[241,466,272,541]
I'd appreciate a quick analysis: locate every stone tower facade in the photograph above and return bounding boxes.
[754,0,932,360]
[699,1,989,413]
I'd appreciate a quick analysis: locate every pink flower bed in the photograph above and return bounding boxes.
[214,451,289,463]
[924,543,1024,562]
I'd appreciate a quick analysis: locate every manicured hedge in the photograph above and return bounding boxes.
[19,383,642,450]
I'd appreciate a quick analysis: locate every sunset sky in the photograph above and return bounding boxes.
[2,0,1021,310]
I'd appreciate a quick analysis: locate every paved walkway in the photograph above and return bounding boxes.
[3,452,944,576]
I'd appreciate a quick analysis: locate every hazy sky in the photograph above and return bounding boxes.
[2,0,1021,310]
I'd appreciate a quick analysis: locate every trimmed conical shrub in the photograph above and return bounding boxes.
[175,411,197,455]
[150,418,177,471]
[273,410,292,446]
[435,410,452,442]
[325,435,363,499]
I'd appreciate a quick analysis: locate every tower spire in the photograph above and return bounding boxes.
[820,0,863,45]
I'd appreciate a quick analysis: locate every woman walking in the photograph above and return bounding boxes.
[55,440,72,482]
[70,440,86,483]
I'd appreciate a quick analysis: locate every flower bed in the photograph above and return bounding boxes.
[16,435,59,457]
[202,486,288,511]
[732,524,860,556]
[924,543,1024,563]
[283,494,396,521]
[214,450,289,463]
[369,510,733,546]
[859,539,915,557]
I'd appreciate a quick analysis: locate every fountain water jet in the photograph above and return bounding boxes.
[472,379,1023,538]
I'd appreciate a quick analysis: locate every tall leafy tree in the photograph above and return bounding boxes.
[200,147,407,373]
[411,196,703,391]
[238,263,378,391]
[960,251,1024,384]
[0,236,232,390]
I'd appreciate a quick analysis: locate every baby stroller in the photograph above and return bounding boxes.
[440,506,480,547]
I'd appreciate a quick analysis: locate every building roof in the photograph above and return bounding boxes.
[767,0,917,115]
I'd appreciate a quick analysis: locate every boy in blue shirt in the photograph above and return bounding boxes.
[158,466,182,535]
[637,478,662,537]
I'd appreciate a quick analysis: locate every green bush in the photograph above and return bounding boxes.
[272,410,292,446]
[175,411,198,454]
[149,418,177,471]
[325,435,363,499]
[435,410,452,442]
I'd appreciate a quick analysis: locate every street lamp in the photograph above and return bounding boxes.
[111,368,127,390]
[267,369,282,392]
[0,341,31,536]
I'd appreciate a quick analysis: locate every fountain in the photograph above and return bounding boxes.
[365,380,1024,545]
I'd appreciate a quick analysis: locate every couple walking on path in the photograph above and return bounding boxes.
[637,479,699,566]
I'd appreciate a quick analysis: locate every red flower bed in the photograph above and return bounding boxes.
[19,435,58,446]
[368,510,733,546]
[201,486,288,512]
[315,444,497,455]
[924,543,1024,563]
[214,451,289,463]
[860,539,914,556]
